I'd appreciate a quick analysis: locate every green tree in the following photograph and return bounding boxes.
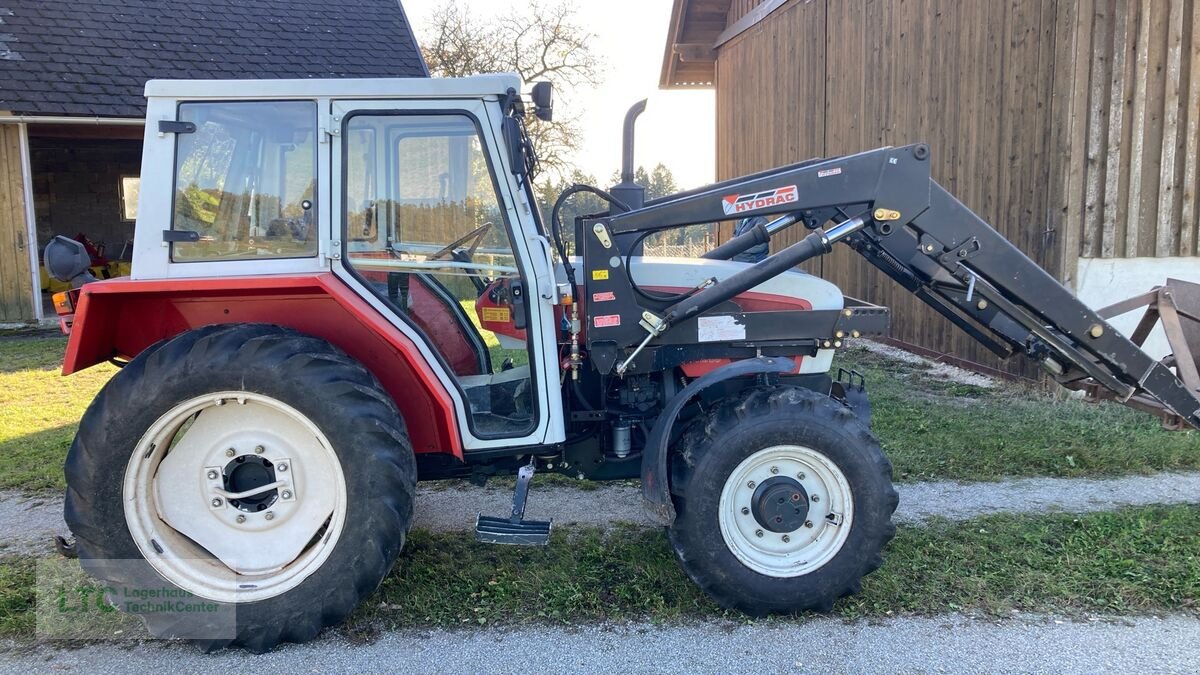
[607,164,713,250]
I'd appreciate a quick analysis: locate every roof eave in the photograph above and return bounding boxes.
[659,0,719,90]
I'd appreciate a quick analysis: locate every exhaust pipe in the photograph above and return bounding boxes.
[609,100,648,213]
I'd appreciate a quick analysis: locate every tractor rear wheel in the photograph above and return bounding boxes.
[64,324,416,652]
[667,386,897,614]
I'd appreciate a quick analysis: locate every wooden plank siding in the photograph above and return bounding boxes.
[713,0,1200,373]
[1066,0,1200,263]
[0,124,34,323]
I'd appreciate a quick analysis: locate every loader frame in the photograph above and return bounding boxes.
[576,144,1200,431]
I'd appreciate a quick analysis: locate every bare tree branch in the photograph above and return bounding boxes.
[418,0,603,179]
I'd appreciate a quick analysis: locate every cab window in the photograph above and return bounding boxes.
[170,100,318,261]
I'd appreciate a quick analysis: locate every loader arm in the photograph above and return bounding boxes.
[581,143,1200,430]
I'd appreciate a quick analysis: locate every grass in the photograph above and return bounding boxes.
[0,338,116,492]
[2,505,1197,639]
[834,345,1200,482]
[0,337,1195,493]
[357,505,1200,630]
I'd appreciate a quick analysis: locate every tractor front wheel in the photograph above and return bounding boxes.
[668,386,897,614]
[64,324,416,652]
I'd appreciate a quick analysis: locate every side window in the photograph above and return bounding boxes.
[171,100,318,261]
[344,114,535,438]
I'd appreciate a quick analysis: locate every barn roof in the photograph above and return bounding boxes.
[660,0,790,89]
[0,0,427,118]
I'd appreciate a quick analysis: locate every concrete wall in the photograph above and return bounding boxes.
[29,136,141,261]
[1075,256,1200,361]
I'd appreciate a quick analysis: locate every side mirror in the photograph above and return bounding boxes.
[502,117,526,176]
[531,81,553,122]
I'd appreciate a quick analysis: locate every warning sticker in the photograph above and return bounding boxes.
[592,269,609,281]
[697,315,746,342]
[593,314,621,328]
[481,307,511,323]
[721,185,798,216]
[591,291,616,302]
[817,167,843,178]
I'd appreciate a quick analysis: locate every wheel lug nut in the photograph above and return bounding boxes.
[782,535,791,543]
[254,445,265,455]
[755,529,764,538]
[741,507,750,515]
[746,480,755,489]
[804,520,814,528]
[797,472,806,480]
[236,515,246,524]
[225,448,236,458]
[211,498,223,507]
[206,470,218,480]
[770,466,779,474]
[281,490,293,500]
[811,494,820,502]
[265,511,275,521]
[278,463,289,472]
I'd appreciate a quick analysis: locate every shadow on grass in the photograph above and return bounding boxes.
[0,337,68,374]
[0,423,74,492]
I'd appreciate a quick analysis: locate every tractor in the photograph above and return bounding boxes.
[45,75,1200,652]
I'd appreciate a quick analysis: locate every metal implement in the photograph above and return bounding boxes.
[475,463,552,546]
[1084,279,1200,428]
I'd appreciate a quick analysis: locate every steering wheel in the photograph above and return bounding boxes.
[426,222,494,294]
[427,222,493,264]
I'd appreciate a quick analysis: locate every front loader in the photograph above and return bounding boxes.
[44,76,1199,652]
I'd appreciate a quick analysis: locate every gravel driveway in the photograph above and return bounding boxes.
[6,471,1200,556]
[2,614,1198,673]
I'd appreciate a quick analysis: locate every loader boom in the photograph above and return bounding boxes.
[580,144,1200,430]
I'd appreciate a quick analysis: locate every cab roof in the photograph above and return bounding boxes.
[145,74,524,101]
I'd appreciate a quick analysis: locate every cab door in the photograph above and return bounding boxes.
[329,98,562,450]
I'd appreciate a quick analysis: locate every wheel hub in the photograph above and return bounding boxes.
[750,476,809,532]
[718,445,854,578]
[223,455,279,512]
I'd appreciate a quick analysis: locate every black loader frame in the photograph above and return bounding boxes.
[572,143,1200,520]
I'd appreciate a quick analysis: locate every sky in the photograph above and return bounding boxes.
[401,0,717,189]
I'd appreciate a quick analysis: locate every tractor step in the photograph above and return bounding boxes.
[474,463,552,546]
[475,514,552,545]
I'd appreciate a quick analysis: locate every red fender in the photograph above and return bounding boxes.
[63,273,462,459]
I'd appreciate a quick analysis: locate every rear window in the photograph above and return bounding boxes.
[170,100,318,262]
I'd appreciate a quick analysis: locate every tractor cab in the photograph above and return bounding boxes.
[118,75,566,450]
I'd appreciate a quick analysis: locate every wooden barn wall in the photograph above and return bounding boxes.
[0,125,34,323]
[715,0,827,244]
[714,0,1094,375]
[1061,0,1200,276]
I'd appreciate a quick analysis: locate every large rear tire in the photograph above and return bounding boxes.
[64,324,416,652]
[667,386,897,614]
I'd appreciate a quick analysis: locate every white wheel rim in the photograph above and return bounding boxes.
[718,444,854,578]
[124,392,347,603]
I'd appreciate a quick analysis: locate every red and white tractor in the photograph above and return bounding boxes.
[46,75,1200,651]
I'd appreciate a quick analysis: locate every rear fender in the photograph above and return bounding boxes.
[64,273,462,458]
